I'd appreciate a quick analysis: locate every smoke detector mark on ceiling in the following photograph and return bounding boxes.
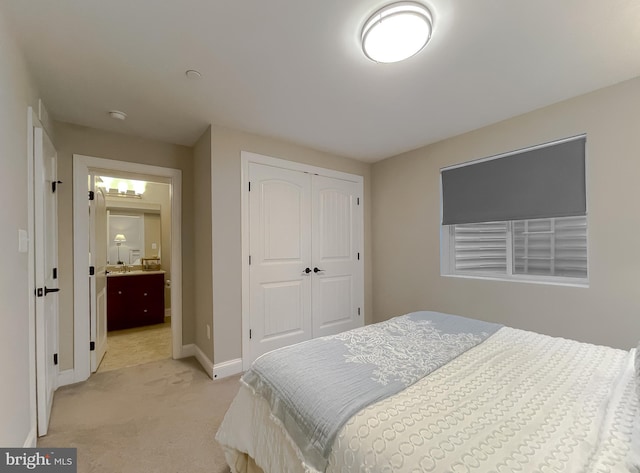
[185,69,202,80]
[108,110,127,120]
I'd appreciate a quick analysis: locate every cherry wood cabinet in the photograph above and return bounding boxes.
[107,273,165,331]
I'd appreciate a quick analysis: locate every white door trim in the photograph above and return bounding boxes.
[26,107,38,443]
[72,154,183,382]
[240,151,364,371]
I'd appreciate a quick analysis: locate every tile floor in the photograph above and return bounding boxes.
[97,320,172,373]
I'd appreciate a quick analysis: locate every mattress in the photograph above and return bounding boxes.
[216,321,639,473]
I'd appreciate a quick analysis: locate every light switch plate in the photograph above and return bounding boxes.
[152,243,157,250]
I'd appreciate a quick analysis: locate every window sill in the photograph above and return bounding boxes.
[440,273,589,288]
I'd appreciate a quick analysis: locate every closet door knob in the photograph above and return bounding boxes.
[313,267,324,273]
[303,267,311,274]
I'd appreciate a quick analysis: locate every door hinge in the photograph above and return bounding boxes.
[249,255,251,265]
[88,190,95,201]
[358,307,361,316]
[357,252,360,261]
[89,266,95,276]
[36,288,43,297]
[90,341,95,351]
[248,181,251,192]
[52,180,62,193]
[53,268,58,280]
[53,353,58,365]
[357,197,360,205]
[249,329,252,340]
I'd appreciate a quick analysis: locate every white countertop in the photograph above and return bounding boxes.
[106,270,166,277]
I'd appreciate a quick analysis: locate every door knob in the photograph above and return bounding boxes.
[313,267,324,273]
[44,287,60,295]
[303,267,312,274]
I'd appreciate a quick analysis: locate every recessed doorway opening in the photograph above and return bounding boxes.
[73,155,183,382]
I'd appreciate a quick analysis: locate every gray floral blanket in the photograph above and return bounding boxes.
[241,311,502,471]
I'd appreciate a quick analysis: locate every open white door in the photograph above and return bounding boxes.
[34,124,59,436]
[89,176,108,372]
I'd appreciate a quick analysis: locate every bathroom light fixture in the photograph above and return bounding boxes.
[361,2,433,63]
[99,176,146,198]
[114,234,127,264]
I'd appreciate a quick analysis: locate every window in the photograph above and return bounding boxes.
[446,216,587,283]
[440,135,587,285]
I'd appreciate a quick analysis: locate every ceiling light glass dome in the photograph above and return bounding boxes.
[361,2,433,63]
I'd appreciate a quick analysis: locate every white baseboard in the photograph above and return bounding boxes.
[57,369,76,388]
[180,345,241,380]
[194,346,215,379]
[180,344,214,379]
[23,427,37,447]
[213,358,243,380]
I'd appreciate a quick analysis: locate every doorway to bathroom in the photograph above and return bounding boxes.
[95,175,172,373]
[73,155,183,382]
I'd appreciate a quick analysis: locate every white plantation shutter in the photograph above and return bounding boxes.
[513,216,587,278]
[451,216,587,281]
[453,222,507,274]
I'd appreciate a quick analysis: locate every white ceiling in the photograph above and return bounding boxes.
[3,0,640,162]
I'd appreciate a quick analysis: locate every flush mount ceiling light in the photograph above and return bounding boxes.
[361,2,433,63]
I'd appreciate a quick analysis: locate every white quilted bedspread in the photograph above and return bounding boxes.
[327,327,638,473]
[217,327,639,473]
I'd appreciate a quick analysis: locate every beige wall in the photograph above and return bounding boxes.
[210,125,372,364]
[193,127,214,360]
[372,76,640,350]
[0,7,39,446]
[143,213,161,259]
[53,121,195,370]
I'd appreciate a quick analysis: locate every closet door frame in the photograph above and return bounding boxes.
[240,151,364,371]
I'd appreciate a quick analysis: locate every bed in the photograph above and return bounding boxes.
[216,311,640,473]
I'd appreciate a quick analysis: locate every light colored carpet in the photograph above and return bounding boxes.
[97,322,172,373]
[38,357,240,473]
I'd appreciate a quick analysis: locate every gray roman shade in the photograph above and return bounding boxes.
[441,137,586,225]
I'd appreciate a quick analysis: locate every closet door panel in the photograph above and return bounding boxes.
[312,176,364,337]
[248,163,312,362]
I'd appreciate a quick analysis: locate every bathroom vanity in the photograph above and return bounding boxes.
[106,271,165,331]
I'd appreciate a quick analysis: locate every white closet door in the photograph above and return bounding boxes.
[311,175,364,338]
[248,163,312,362]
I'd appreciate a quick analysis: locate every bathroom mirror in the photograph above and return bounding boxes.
[101,176,165,267]
[108,213,144,265]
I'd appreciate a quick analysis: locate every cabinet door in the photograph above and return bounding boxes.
[107,274,165,330]
[133,274,164,325]
[106,278,126,331]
